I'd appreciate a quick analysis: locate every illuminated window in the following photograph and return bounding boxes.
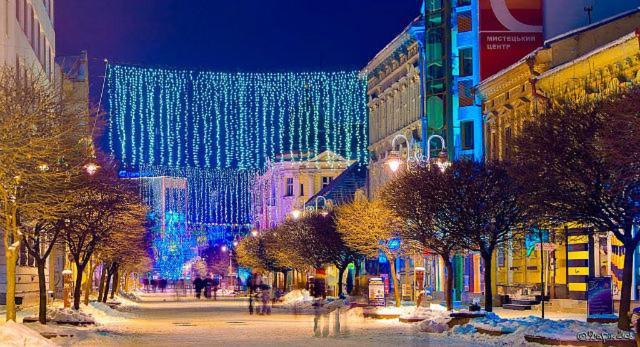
[457,11,472,32]
[458,81,474,107]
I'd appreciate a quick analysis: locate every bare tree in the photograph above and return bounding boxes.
[61,157,144,309]
[283,211,360,296]
[0,66,90,321]
[383,165,463,310]
[511,87,640,329]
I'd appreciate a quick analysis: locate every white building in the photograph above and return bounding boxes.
[0,0,56,306]
[1,0,55,78]
[252,150,354,230]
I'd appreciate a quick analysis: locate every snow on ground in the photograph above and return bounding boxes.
[277,289,349,314]
[46,307,95,324]
[0,321,56,346]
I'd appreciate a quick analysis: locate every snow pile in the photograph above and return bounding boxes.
[278,290,348,313]
[88,301,133,318]
[400,303,448,320]
[0,321,56,347]
[527,317,629,340]
[118,290,142,302]
[281,289,312,304]
[47,307,95,324]
[366,305,415,317]
[427,313,636,346]
[415,310,452,333]
[469,312,525,334]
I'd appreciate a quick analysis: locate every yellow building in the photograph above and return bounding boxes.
[478,11,640,302]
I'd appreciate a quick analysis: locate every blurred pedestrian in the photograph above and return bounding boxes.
[194,276,203,299]
[260,285,271,315]
[213,274,219,301]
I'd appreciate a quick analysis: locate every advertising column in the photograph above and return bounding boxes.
[479,0,544,79]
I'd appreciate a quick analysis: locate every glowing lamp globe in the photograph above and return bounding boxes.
[251,229,259,237]
[434,150,451,172]
[84,162,99,176]
[291,209,302,220]
[232,240,238,247]
[221,245,228,252]
[320,211,329,217]
[386,151,403,173]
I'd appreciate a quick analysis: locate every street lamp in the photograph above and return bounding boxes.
[251,229,259,237]
[83,162,99,176]
[386,134,449,172]
[291,209,302,220]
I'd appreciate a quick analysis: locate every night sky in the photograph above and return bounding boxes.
[55,0,421,100]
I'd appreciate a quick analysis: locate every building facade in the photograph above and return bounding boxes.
[478,10,640,302]
[364,18,422,198]
[0,0,55,78]
[251,150,354,230]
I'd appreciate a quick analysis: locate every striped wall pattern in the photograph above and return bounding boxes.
[567,235,589,300]
[611,236,624,293]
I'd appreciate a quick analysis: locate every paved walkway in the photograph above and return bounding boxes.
[54,297,483,347]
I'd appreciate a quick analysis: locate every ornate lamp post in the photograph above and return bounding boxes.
[386,134,449,173]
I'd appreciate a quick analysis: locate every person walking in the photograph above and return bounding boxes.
[194,276,203,299]
[212,275,219,301]
[260,285,271,315]
[247,274,255,315]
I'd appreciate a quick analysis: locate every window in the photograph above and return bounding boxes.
[457,11,472,32]
[458,81,474,107]
[322,176,333,189]
[458,0,471,6]
[299,183,304,197]
[285,177,294,197]
[459,47,473,77]
[461,121,474,150]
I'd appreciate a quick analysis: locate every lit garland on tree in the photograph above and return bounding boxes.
[151,211,197,280]
[106,65,368,170]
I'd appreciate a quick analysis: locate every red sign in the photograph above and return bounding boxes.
[480,0,544,79]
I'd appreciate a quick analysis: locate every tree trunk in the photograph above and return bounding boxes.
[337,265,346,296]
[37,259,48,324]
[618,240,636,330]
[4,204,19,322]
[73,263,86,310]
[388,255,401,307]
[110,264,119,299]
[98,264,107,301]
[353,258,361,296]
[83,261,93,306]
[103,269,113,303]
[481,251,493,312]
[442,254,454,311]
